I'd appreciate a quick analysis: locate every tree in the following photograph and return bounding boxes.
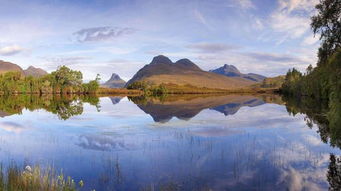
[51,66,83,87]
[311,0,341,65]
[306,64,313,75]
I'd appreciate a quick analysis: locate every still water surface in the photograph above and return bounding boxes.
[0,94,339,191]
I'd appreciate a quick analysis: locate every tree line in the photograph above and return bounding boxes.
[281,0,341,106]
[0,66,100,95]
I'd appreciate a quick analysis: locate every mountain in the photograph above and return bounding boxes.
[0,60,24,75]
[210,64,266,82]
[24,66,48,77]
[126,55,255,89]
[102,73,126,88]
[0,60,48,77]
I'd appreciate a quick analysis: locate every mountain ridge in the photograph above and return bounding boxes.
[0,60,48,77]
[24,66,48,77]
[126,55,256,90]
[210,64,266,82]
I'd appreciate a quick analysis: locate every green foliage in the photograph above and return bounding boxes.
[127,81,168,96]
[82,74,100,94]
[126,81,149,90]
[311,0,341,65]
[281,49,341,100]
[0,66,100,95]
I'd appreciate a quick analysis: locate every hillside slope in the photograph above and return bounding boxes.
[126,55,255,90]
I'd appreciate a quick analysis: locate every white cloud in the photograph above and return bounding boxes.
[253,18,264,30]
[193,9,211,29]
[270,0,319,44]
[73,27,135,43]
[278,0,319,13]
[0,45,24,56]
[187,42,239,53]
[271,12,309,38]
[233,0,255,9]
[302,34,319,45]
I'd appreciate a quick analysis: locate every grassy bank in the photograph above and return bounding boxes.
[97,86,279,96]
[123,82,280,95]
[96,87,142,95]
[0,164,84,191]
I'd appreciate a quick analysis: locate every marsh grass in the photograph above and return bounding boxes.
[0,164,84,191]
[96,87,142,95]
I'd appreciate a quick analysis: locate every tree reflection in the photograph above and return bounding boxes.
[328,154,341,191]
[283,95,340,147]
[283,95,341,190]
[0,94,100,120]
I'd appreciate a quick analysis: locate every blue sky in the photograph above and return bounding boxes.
[0,0,320,81]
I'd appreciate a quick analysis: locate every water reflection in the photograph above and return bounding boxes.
[0,94,339,190]
[109,96,123,105]
[283,95,341,148]
[77,134,135,151]
[328,154,341,190]
[129,94,284,122]
[0,94,99,120]
[283,95,341,190]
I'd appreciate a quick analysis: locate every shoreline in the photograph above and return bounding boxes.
[0,87,280,96]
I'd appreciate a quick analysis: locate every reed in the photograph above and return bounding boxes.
[0,164,84,191]
[96,87,142,95]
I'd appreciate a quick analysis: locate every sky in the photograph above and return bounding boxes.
[0,0,321,81]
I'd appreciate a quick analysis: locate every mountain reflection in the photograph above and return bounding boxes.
[129,94,283,122]
[109,96,123,105]
[211,98,265,116]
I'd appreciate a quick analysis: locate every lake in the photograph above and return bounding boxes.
[0,94,340,191]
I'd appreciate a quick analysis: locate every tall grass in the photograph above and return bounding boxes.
[0,164,84,191]
[96,87,142,95]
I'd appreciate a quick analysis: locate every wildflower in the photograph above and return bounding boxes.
[25,165,32,173]
[79,180,84,187]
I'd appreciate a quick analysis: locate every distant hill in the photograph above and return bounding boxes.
[102,73,126,88]
[0,60,24,75]
[0,60,48,77]
[24,66,48,77]
[210,64,266,82]
[126,55,255,89]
